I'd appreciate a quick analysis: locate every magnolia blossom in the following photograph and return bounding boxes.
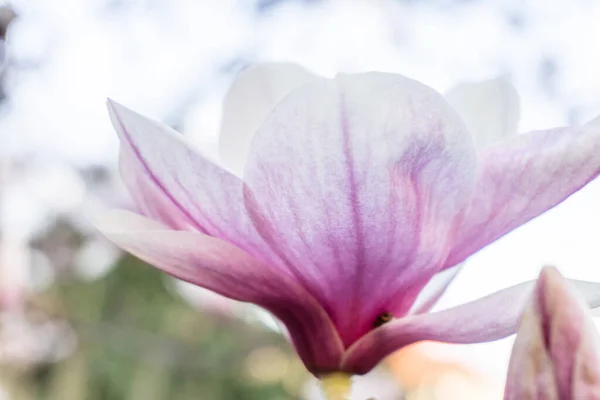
[96,63,600,377]
[505,267,600,399]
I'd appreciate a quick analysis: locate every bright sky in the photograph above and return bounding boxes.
[2,0,600,385]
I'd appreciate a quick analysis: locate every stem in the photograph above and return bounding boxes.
[321,373,352,400]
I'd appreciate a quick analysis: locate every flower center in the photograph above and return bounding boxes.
[373,312,394,328]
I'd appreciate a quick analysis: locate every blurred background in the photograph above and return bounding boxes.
[0,0,600,398]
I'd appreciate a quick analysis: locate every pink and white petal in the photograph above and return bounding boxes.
[409,263,464,315]
[94,209,344,374]
[108,100,279,266]
[341,277,600,375]
[505,267,600,399]
[119,146,197,231]
[219,63,319,176]
[243,72,477,346]
[445,77,520,149]
[572,331,600,399]
[444,122,600,268]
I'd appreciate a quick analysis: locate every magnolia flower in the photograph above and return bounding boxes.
[96,63,600,379]
[505,267,600,399]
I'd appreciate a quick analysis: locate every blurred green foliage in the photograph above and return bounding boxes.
[2,255,306,400]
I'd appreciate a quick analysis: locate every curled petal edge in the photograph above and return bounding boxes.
[94,209,344,374]
[341,277,600,374]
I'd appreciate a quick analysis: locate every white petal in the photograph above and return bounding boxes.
[409,263,464,314]
[218,63,320,176]
[445,77,520,149]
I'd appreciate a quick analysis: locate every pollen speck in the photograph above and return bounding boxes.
[374,312,394,328]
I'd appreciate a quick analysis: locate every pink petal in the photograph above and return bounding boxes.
[573,335,600,399]
[219,63,319,176]
[444,122,600,268]
[445,77,520,149]
[119,145,197,230]
[108,99,279,266]
[94,209,344,374]
[341,276,600,375]
[242,72,478,346]
[505,267,600,399]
